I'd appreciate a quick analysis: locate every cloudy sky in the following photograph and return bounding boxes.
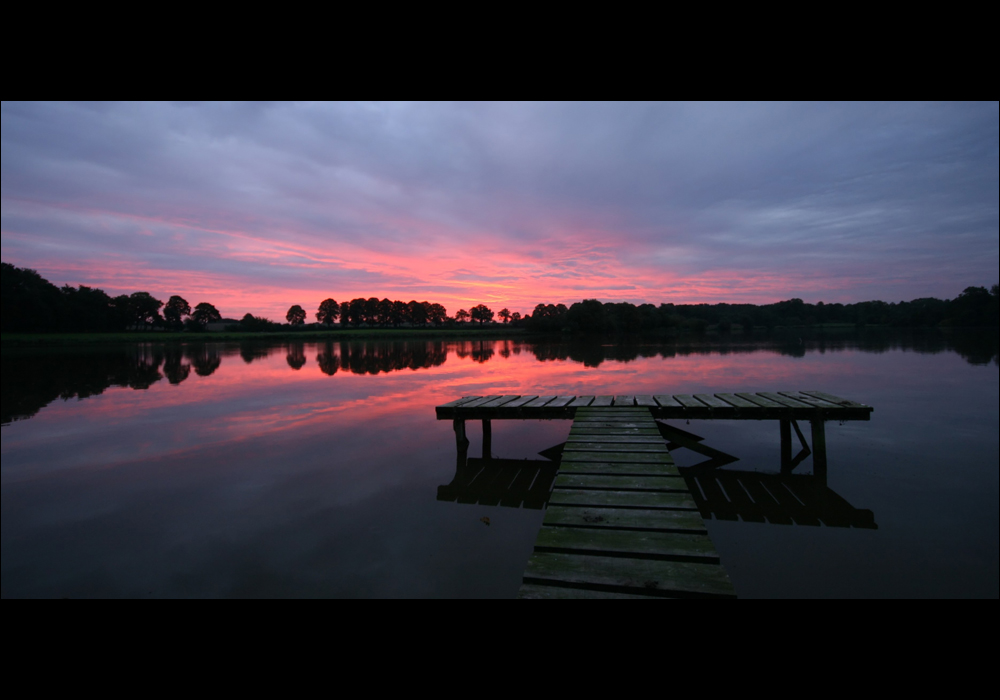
[2,102,996,319]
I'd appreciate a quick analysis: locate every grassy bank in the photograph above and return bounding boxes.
[1,327,528,347]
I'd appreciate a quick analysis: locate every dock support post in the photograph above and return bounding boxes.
[454,419,469,450]
[482,419,492,460]
[811,420,828,485]
[780,420,792,473]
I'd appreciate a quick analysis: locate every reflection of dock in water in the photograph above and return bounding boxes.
[435,392,875,599]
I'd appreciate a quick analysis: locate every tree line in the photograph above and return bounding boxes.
[3,262,996,335]
[525,288,999,334]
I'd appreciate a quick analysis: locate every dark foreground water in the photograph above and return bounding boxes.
[2,330,997,598]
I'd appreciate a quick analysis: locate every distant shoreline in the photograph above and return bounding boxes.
[0,327,529,347]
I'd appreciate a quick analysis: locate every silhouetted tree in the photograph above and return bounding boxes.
[164,296,191,329]
[456,309,470,323]
[498,308,511,324]
[128,292,164,329]
[471,304,494,325]
[340,301,351,326]
[408,300,427,327]
[511,311,522,324]
[286,305,306,326]
[317,298,340,326]
[428,303,448,326]
[191,302,222,327]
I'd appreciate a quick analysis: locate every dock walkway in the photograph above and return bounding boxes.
[519,406,734,599]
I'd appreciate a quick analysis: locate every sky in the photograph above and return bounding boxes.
[1,101,997,320]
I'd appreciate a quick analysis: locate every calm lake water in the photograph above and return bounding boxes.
[2,331,997,598]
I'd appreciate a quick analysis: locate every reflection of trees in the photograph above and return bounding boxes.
[163,347,191,385]
[317,343,339,376]
[470,341,494,364]
[240,343,274,365]
[286,343,307,371]
[2,346,165,425]
[187,346,222,377]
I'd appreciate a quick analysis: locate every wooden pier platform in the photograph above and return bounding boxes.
[519,406,734,599]
[434,391,873,599]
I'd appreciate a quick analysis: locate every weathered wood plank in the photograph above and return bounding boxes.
[548,490,698,510]
[437,396,480,409]
[558,461,681,477]
[561,451,676,464]
[565,435,666,444]
[554,474,688,492]
[569,428,663,437]
[590,396,615,407]
[478,395,522,409]
[535,527,720,563]
[802,391,866,407]
[542,506,708,533]
[654,396,682,408]
[524,396,557,408]
[517,584,663,600]
[563,442,672,453]
[694,394,731,410]
[673,395,707,409]
[735,393,784,409]
[614,396,636,406]
[545,396,576,409]
[568,396,595,408]
[501,395,539,409]
[779,392,841,409]
[454,395,502,409]
[758,392,814,409]
[714,393,759,409]
[571,420,658,429]
[577,407,649,415]
[635,395,658,407]
[523,553,735,598]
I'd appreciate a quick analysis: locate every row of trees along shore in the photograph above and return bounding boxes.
[2,263,997,334]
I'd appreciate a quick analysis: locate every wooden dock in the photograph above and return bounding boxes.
[435,391,873,599]
[519,406,733,599]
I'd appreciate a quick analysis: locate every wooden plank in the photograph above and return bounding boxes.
[802,391,866,407]
[673,395,707,409]
[523,553,735,599]
[517,584,663,600]
[614,396,636,407]
[714,393,758,409]
[501,395,539,409]
[568,396,595,408]
[477,395,522,409]
[561,451,675,464]
[453,395,502,409]
[544,396,576,409]
[542,506,707,534]
[564,442,672,453]
[571,421,658,430]
[635,395,658,407]
[437,396,480,409]
[735,393,784,409]
[694,394,731,410]
[558,461,681,477]
[577,407,650,415]
[654,396,682,408]
[569,429,663,437]
[524,396,557,408]
[554,474,688,492]
[565,435,665,444]
[535,528,720,564]
[779,392,841,409]
[548,490,698,510]
[590,396,615,407]
[758,392,814,409]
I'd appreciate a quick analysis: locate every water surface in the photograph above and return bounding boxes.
[2,331,997,598]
